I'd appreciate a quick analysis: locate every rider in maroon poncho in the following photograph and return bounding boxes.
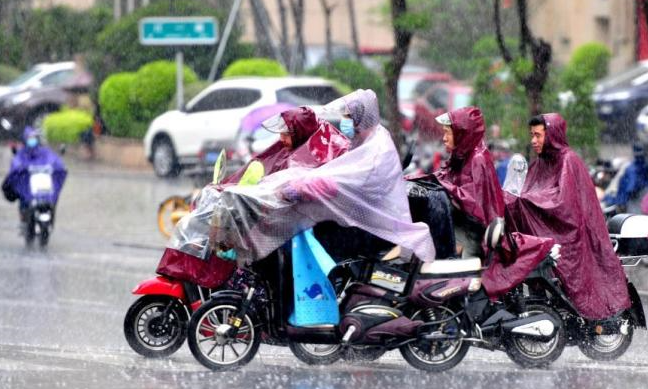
[433,106,505,258]
[505,113,630,319]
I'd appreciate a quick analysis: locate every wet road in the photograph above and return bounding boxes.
[2,145,648,389]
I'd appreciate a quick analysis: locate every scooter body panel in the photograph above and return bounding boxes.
[132,276,186,300]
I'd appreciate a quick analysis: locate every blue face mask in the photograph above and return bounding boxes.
[339,118,355,139]
[26,137,38,148]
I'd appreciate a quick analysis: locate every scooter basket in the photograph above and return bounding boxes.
[156,248,236,289]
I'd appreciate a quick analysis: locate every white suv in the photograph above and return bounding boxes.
[143,76,342,177]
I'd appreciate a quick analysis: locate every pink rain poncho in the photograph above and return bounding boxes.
[157,107,350,287]
[505,113,630,319]
[203,90,434,265]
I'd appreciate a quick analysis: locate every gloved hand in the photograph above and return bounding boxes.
[548,244,561,267]
[279,177,338,203]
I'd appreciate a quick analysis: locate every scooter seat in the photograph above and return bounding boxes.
[420,258,482,276]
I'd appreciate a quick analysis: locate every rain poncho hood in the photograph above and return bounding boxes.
[224,106,349,184]
[433,106,505,227]
[2,128,66,205]
[505,113,630,319]
[166,90,434,269]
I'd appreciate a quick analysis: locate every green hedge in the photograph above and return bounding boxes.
[43,109,93,144]
[132,61,198,121]
[223,58,288,78]
[307,60,385,110]
[88,0,252,88]
[99,72,137,138]
[99,61,199,138]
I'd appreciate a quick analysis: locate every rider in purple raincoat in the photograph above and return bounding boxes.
[2,127,67,222]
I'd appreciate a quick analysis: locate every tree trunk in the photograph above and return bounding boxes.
[384,0,412,151]
[289,0,306,73]
[277,0,290,65]
[250,0,276,58]
[319,0,335,70]
[347,0,360,60]
[493,0,551,116]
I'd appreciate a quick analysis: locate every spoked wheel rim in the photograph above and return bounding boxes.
[297,343,341,357]
[157,197,189,238]
[407,307,464,365]
[589,333,626,353]
[135,302,183,351]
[194,304,255,366]
[511,309,559,359]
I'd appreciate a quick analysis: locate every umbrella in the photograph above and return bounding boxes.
[240,103,295,134]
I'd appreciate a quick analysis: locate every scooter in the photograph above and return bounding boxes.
[186,218,567,372]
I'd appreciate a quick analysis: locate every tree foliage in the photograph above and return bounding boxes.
[561,43,611,159]
[87,0,253,89]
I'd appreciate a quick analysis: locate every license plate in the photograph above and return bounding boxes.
[30,173,53,194]
[205,151,220,163]
[600,104,613,114]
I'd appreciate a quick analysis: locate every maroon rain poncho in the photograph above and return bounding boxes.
[156,107,350,288]
[505,113,630,319]
[223,107,349,184]
[434,106,505,227]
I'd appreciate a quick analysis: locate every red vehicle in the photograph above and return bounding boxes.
[412,82,473,142]
[398,72,454,131]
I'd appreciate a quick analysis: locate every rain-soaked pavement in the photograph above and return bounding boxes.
[1,144,648,389]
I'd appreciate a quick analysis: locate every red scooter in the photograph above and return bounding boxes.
[123,276,218,357]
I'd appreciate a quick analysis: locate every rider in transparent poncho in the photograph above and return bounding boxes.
[170,90,435,266]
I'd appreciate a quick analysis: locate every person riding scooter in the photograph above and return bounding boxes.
[2,127,67,233]
[432,107,505,258]
[157,106,351,286]
[505,113,631,320]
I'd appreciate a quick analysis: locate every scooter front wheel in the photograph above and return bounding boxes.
[504,304,566,368]
[124,295,189,358]
[187,297,260,371]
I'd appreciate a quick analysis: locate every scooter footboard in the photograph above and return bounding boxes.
[627,282,646,328]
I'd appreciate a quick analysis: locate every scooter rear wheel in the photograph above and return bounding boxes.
[187,297,260,371]
[578,323,633,361]
[124,295,188,358]
[289,342,342,365]
[399,306,470,372]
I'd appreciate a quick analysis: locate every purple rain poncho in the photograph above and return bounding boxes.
[2,129,66,205]
[169,90,435,266]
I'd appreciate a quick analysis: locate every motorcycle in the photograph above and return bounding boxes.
[4,144,66,248]
[186,217,567,372]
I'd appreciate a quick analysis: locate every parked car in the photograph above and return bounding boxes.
[143,77,343,177]
[0,62,91,139]
[398,71,453,132]
[412,82,473,142]
[594,61,648,141]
